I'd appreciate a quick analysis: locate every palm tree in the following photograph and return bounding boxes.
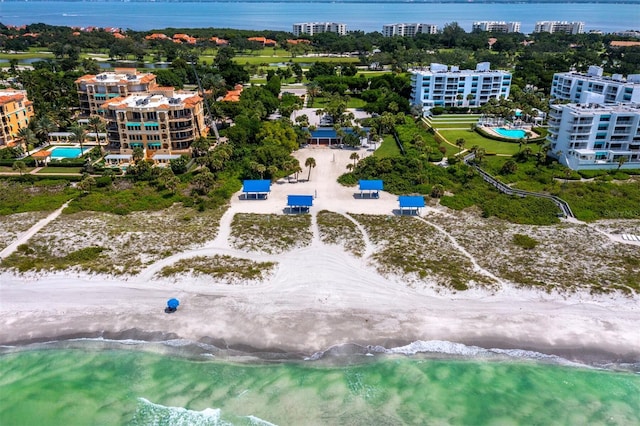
[12,160,27,176]
[33,115,58,145]
[305,157,316,181]
[349,152,359,167]
[88,116,106,152]
[455,138,466,153]
[69,124,86,156]
[346,163,354,172]
[617,156,628,170]
[17,128,37,156]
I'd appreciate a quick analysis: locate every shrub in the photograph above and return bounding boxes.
[512,233,539,249]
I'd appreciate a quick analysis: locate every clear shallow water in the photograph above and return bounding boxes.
[495,127,527,139]
[1,345,639,425]
[49,146,89,159]
[1,1,639,33]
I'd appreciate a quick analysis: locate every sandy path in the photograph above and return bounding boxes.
[0,200,72,260]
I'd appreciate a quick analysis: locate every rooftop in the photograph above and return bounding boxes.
[104,92,202,110]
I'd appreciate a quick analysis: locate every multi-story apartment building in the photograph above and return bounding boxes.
[382,23,438,37]
[534,21,584,34]
[102,89,208,159]
[75,69,157,116]
[0,89,34,148]
[292,22,346,36]
[551,66,640,104]
[410,62,512,110]
[547,103,640,170]
[472,21,521,33]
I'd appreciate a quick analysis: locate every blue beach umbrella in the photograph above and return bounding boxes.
[167,298,180,310]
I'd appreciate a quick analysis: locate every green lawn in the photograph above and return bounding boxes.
[36,167,83,174]
[0,50,54,60]
[429,122,477,129]
[310,96,366,109]
[438,129,521,155]
[374,136,401,158]
[235,55,359,66]
[0,166,35,173]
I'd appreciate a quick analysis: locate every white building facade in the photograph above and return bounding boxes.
[534,21,584,34]
[382,23,438,37]
[472,21,521,33]
[547,103,640,170]
[410,62,512,110]
[551,66,640,104]
[292,22,346,36]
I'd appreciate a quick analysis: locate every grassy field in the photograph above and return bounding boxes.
[235,55,359,66]
[36,167,83,174]
[374,136,401,158]
[438,129,521,156]
[311,96,367,109]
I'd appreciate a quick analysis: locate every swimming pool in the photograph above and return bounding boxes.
[494,128,527,139]
[50,146,90,159]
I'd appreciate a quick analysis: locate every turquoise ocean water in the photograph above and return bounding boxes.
[1,341,639,425]
[1,1,639,33]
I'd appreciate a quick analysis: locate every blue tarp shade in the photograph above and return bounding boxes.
[242,180,271,199]
[167,298,179,309]
[358,180,383,198]
[359,180,383,191]
[287,195,313,212]
[399,196,425,208]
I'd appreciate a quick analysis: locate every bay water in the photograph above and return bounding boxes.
[1,341,639,425]
[1,1,639,34]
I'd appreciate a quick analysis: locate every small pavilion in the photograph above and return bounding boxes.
[358,180,383,198]
[287,194,313,213]
[242,179,271,199]
[31,150,51,166]
[398,195,425,215]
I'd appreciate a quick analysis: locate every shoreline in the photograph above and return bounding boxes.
[2,270,639,370]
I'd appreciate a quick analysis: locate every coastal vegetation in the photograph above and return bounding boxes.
[156,255,277,283]
[316,210,365,257]
[229,213,312,254]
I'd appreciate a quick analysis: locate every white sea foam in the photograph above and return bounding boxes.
[132,398,279,426]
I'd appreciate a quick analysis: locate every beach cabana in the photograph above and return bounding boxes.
[398,196,425,215]
[242,179,271,199]
[287,195,313,213]
[104,154,133,166]
[358,180,383,198]
[31,150,51,166]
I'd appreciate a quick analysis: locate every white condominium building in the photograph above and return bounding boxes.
[410,62,512,109]
[534,21,584,34]
[382,23,438,37]
[75,68,158,116]
[102,89,208,157]
[551,65,640,104]
[292,22,346,36]
[472,21,521,33]
[547,103,640,170]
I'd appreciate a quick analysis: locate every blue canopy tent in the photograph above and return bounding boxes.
[358,180,383,198]
[398,195,425,215]
[242,180,271,199]
[287,195,313,213]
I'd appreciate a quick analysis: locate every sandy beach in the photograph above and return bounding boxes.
[1,146,639,365]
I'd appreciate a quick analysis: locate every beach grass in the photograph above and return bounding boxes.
[428,212,640,295]
[317,210,365,257]
[350,214,495,291]
[0,211,49,251]
[156,255,276,283]
[0,204,225,275]
[0,179,78,215]
[230,213,312,254]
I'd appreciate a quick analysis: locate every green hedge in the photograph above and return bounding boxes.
[0,158,36,167]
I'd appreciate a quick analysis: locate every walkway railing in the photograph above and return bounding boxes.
[464,153,575,218]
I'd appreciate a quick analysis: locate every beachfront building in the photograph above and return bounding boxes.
[0,89,34,148]
[551,66,640,104]
[472,21,521,33]
[292,22,346,37]
[75,69,158,116]
[547,103,640,170]
[102,89,208,160]
[382,23,438,37]
[410,62,512,110]
[534,21,584,34]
